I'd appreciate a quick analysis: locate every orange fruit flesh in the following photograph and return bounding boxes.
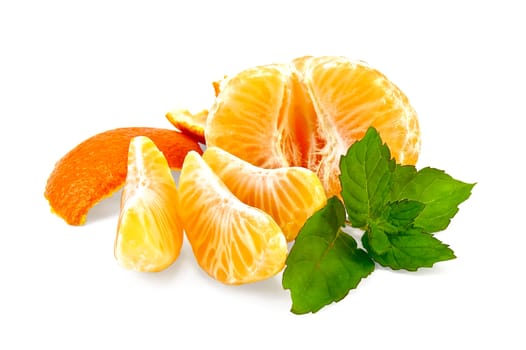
[304,56,420,194]
[115,136,184,272]
[202,146,327,242]
[165,108,208,144]
[207,64,292,169]
[178,151,288,284]
[44,127,202,226]
[205,56,420,198]
[165,79,226,143]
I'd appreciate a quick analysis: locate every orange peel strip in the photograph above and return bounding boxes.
[45,127,202,226]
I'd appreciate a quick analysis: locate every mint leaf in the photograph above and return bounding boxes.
[391,167,475,233]
[386,199,425,230]
[362,226,456,271]
[366,223,391,255]
[282,127,474,313]
[390,165,417,201]
[340,127,394,228]
[363,200,455,271]
[282,197,375,314]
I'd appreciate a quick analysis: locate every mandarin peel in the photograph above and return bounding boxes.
[45,127,202,226]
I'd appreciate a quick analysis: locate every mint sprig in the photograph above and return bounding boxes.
[282,127,475,314]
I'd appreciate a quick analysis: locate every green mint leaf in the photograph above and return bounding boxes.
[363,199,456,270]
[386,199,425,230]
[363,226,456,271]
[390,164,417,201]
[340,127,395,228]
[367,223,391,255]
[282,127,474,314]
[282,197,375,314]
[391,166,475,233]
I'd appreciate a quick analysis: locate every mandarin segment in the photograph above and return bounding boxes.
[206,64,294,168]
[301,56,420,196]
[178,151,288,285]
[304,55,420,164]
[165,108,208,144]
[205,55,421,198]
[115,136,184,272]
[202,146,327,241]
[44,127,202,226]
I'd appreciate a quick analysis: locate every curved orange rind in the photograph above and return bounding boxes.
[45,127,202,226]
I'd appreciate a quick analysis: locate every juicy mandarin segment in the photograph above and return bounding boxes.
[115,136,184,272]
[205,55,421,198]
[178,151,288,284]
[165,108,208,144]
[206,64,293,169]
[202,146,327,241]
[44,127,202,225]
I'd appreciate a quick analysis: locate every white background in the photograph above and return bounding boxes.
[1,1,524,349]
